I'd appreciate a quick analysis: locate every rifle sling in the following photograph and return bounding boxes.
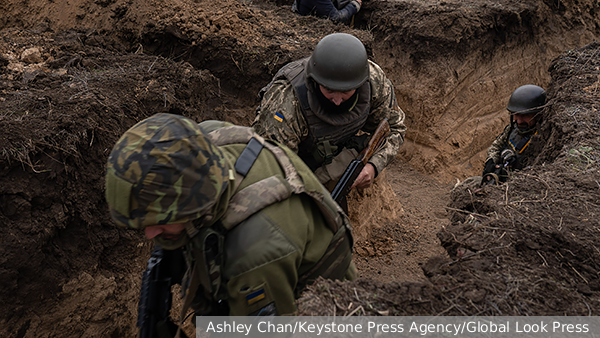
[175,261,200,338]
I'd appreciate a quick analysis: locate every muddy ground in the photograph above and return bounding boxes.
[0,0,599,336]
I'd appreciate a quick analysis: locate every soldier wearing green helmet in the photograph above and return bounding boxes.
[105,113,356,333]
[253,33,406,192]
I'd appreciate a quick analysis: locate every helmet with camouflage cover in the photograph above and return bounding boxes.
[104,113,229,230]
[306,33,369,92]
[507,84,546,115]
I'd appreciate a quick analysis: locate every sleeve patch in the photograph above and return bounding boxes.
[246,289,266,305]
[274,112,284,123]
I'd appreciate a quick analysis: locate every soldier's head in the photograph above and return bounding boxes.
[306,33,369,106]
[104,113,229,249]
[507,84,546,132]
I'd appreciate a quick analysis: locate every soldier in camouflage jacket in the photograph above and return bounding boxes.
[481,85,546,184]
[455,85,547,191]
[253,33,406,190]
[105,113,356,330]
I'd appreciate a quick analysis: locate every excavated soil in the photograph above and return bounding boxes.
[0,0,599,336]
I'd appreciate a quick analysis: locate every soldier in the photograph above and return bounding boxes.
[104,113,356,333]
[292,0,362,24]
[481,84,547,184]
[454,84,547,191]
[253,33,406,191]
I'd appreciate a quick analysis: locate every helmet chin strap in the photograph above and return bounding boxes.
[516,125,536,134]
[510,112,540,135]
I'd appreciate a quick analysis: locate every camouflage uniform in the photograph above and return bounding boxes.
[105,114,356,320]
[454,122,540,192]
[485,124,539,170]
[253,58,406,186]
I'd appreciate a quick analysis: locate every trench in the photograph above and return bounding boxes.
[1,0,600,336]
[133,0,599,284]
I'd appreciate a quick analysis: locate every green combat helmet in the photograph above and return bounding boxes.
[306,33,369,92]
[104,113,229,231]
[507,84,546,115]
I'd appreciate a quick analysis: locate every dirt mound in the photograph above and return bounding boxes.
[1,0,600,336]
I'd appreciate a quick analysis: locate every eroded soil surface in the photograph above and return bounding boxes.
[0,0,599,336]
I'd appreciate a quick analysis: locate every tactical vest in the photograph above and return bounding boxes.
[260,58,371,170]
[176,124,354,328]
[506,126,538,169]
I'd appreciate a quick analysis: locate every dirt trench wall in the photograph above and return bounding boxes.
[3,0,598,183]
[0,26,243,336]
[362,0,600,183]
[299,41,600,317]
[1,0,600,336]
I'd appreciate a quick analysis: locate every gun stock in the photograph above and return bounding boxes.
[331,119,391,206]
[356,118,391,165]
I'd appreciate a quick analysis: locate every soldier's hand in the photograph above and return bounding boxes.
[482,158,497,176]
[351,163,375,189]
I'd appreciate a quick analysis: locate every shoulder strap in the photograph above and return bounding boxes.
[285,62,311,113]
[207,125,341,233]
[234,137,263,177]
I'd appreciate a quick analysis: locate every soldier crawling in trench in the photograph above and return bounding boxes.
[253,33,406,194]
[104,113,356,336]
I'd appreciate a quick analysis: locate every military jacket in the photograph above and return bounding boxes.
[253,59,406,178]
[184,122,355,316]
[486,124,539,169]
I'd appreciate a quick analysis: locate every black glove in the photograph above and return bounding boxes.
[482,158,497,176]
[501,149,516,167]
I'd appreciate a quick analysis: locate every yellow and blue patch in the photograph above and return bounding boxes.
[246,289,266,305]
[274,112,284,123]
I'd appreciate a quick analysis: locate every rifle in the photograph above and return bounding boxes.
[331,118,391,212]
[138,245,188,338]
[482,149,516,186]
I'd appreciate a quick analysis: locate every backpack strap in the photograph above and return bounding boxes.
[207,124,345,234]
[220,175,292,230]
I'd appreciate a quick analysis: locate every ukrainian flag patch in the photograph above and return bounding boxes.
[274,112,284,122]
[246,289,266,305]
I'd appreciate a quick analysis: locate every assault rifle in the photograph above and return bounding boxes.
[331,118,391,212]
[482,149,516,186]
[138,245,188,338]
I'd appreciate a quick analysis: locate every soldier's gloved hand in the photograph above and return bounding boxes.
[501,149,516,167]
[482,158,497,176]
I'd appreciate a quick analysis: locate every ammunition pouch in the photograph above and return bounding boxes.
[186,226,227,315]
[314,148,358,188]
[312,139,339,166]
